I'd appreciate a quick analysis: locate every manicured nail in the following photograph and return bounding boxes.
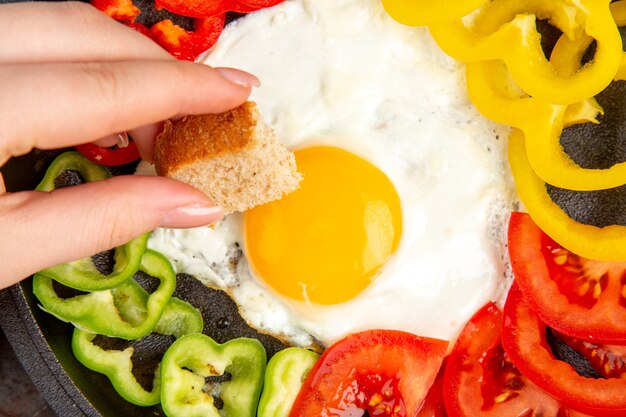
[160,203,224,228]
[215,67,261,88]
[93,134,119,148]
[116,131,129,148]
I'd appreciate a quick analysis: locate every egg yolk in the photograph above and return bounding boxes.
[244,146,402,305]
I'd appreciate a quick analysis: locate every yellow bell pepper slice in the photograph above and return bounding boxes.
[466,59,626,191]
[508,129,626,261]
[430,0,622,105]
[612,1,626,80]
[381,0,487,26]
[521,113,626,191]
[552,0,626,81]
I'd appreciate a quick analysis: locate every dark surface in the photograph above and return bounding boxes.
[546,327,602,380]
[0,149,290,417]
[0,267,290,417]
[548,80,626,227]
[0,0,273,413]
[0,328,56,417]
[2,6,626,417]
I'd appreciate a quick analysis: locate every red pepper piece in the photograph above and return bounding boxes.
[150,14,226,61]
[224,0,260,13]
[153,0,267,19]
[75,141,140,166]
[154,0,226,18]
[237,0,283,9]
[125,22,154,39]
[90,0,139,22]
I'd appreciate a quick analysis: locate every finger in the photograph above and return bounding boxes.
[0,175,223,287]
[0,1,171,63]
[128,124,163,162]
[129,67,261,160]
[130,68,260,160]
[0,63,258,164]
[0,173,5,194]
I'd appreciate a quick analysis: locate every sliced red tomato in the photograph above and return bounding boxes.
[289,330,447,417]
[502,283,626,416]
[444,302,592,417]
[75,141,140,166]
[417,358,447,417]
[554,330,626,379]
[508,212,626,342]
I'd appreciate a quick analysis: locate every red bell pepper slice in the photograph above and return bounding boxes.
[125,22,154,39]
[154,0,261,19]
[91,0,139,22]
[75,141,140,166]
[91,0,280,21]
[150,14,226,61]
[237,0,283,8]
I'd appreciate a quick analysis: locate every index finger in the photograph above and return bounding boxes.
[0,1,171,63]
[0,61,258,165]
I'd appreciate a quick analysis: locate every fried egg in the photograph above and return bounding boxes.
[145,0,518,347]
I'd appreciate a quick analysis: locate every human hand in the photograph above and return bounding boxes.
[0,1,259,287]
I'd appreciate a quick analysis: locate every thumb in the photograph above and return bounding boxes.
[0,175,222,287]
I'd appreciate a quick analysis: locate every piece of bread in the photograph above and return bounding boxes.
[153,101,301,214]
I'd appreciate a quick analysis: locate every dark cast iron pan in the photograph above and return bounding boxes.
[0,2,288,416]
[0,150,289,417]
[1,5,626,417]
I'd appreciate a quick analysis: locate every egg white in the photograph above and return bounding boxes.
[145,0,519,348]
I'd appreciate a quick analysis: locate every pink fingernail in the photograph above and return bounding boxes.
[215,67,261,88]
[160,203,224,228]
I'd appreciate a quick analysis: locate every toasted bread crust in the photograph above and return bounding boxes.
[152,101,301,213]
[154,101,258,176]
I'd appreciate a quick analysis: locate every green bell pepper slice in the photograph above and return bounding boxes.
[160,334,266,417]
[72,297,203,406]
[33,249,175,340]
[36,151,111,190]
[35,151,148,291]
[257,347,319,417]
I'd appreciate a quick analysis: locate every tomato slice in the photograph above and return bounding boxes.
[444,302,591,417]
[508,212,626,342]
[553,330,626,379]
[502,283,626,416]
[75,141,140,166]
[289,330,448,417]
[417,358,447,417]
